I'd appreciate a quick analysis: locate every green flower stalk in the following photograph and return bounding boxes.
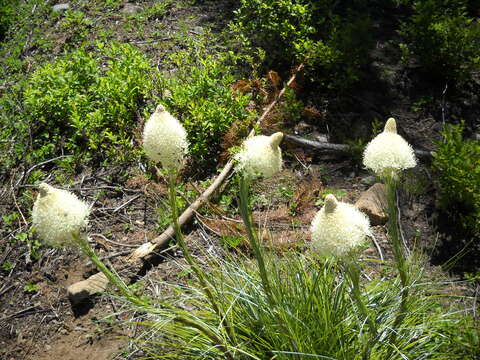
[362,118,417,352]
[235,132,284,305]
[143,104,234,345]
[310,194,378,358]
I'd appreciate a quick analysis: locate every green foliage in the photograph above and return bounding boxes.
[231,0,374,90]
[24,283,38,293]
[433,122,480,233]
[57,10,94,45]
[23,42,154,163]
[0,0,18,41]
[158,39,256,167]
[119,253,478,359]
[399,0,480,83]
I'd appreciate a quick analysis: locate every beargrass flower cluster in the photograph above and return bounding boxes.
[143,104,189,172]
[234,132,283,179]
[363,118,416,178]
[32,183,90,247]
[310,194,371,257]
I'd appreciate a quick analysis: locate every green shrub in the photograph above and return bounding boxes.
[158,40,256,167]
[23,42,154,163]
[231,0,373,90]
[399,0,480,83]
[0,0,18,41]
[433,122,480,233]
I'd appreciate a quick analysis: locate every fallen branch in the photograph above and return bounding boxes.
[284,134,433,160]
[67,64,306,303]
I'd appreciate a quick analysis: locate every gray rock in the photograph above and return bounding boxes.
[294,121,313,135]
[355,183,388,226]
[361,175,376,186]
[67,272,109,304]
[52,3,69,12]
[122,3,142,15]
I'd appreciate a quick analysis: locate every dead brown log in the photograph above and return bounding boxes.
[68,64,306,302]
[284,134,433,160]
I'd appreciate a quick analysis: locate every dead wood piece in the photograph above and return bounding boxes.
[285,134,433,159]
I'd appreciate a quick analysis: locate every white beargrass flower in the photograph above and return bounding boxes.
[235,132,283,179]
[32,183,90,247]
[310,194,371,257]
[363,118,416,177]
[143,104,189,172]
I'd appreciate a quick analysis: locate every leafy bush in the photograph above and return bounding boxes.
[23,42,154,163]
[399,0,480,83]
[0,0,18,41]
[158,40,256,167]
[433,122,480,233]
[231,0,374,90]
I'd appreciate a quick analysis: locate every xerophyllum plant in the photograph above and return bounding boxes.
[31,183,140,302]
[310,194,378,345]
[32,183,90,247]
[235,132,284,304]
[363,117,416,179]
[363,117,417,350]
[310,194,371,258]
[143,104,189,173]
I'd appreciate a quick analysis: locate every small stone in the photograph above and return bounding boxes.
[294,121,313,135]
[355,183,388,226]
[52,3,69,12]
[122,3,142,15]
[361,175,376,186]
[474,133,480,141]
[67,272,109,304]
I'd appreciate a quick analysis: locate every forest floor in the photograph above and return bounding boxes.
[0,1,478,359]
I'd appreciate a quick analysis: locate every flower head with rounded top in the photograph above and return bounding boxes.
[310,194,371,257]
[363,118,416,178]
[234,132,283,179]
[143,104,189,172]
[32,183,90,247]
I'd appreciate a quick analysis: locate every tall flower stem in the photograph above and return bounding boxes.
[167,173,234,339]
[384,175,409,351]
[343,260,378,360]
[238,175,274,306]
[74,233,234,360]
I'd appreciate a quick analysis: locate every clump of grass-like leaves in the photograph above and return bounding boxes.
[116,250,477,359]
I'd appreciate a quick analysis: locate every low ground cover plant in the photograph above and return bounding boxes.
[231,0,375,90]
[23,42,153,163]
[433,122,480,234]
[398,0,480,84]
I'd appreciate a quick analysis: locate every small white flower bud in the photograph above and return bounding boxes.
[363,118,416,177]
[32,183,90,247]
[143,104,189,172]
[234,132,283,179]
[310,194,371,257]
